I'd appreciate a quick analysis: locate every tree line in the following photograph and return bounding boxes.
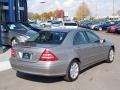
[28,2,90,20]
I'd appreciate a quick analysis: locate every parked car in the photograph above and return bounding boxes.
[107,23,120,33]
[79,20,90,28]
[51,21,63,29]
[0,23,38,46]
[89,21,102,30]
[22,22,42,32]
[40,20,52,28]
[94,21,115,31]
[10,28,115,82]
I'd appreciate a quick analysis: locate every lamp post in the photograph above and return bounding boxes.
[112,0,115,16]
[40,1,46,21]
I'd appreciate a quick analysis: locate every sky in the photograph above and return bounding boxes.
[27,0,120,17]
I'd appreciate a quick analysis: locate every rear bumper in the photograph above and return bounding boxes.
[10,59,68,76]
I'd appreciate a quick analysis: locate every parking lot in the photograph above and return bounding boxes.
[0,31,120,90]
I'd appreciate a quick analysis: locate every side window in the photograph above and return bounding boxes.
[73,32,87,45]
[86,31,100,43]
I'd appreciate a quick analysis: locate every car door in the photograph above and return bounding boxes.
[73,31,96,67]
[85,31,108,63]
[0,24,10,45]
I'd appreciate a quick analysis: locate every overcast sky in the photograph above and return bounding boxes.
[27,0,120,17]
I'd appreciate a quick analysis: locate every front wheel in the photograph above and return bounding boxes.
[106,49,114,63]
[64,60,80,82]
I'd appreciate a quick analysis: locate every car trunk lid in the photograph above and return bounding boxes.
[13,43,58,63]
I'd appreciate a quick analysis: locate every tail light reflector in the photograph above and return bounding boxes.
[11,48,16,57]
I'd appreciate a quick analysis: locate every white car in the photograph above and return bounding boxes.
[63,22,78,29]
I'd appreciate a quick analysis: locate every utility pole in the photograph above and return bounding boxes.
[95,1,98,18]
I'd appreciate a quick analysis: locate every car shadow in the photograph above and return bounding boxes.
[16,72,64,83]
[16,61,106,83]
[80,61,105,74]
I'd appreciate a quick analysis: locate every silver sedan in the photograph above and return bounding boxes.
[10,28,115,82]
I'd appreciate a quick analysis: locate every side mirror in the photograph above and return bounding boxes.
[100,39,106,44]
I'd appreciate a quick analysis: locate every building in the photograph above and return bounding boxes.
[0,0,28,24]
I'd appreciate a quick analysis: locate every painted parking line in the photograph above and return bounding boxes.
[0,61,11,72]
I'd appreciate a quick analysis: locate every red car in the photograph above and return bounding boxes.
[107,23,120,33]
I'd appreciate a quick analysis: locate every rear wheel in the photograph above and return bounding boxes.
[64,60,80,82]
[106,48,114,63]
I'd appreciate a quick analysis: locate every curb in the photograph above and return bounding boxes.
[0,61,11,71]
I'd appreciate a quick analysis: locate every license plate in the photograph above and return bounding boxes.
[22,53,31,59]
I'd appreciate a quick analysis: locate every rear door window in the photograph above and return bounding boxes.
[73,31,88,45]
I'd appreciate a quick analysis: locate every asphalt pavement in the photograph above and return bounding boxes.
[0,31,120,90]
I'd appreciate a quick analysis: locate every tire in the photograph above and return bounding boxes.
[64,60,80,82]
[11,38,19,47]
[106,48,114,63]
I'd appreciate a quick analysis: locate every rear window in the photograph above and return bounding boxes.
[64,23,77,26]
[27,31,67,44]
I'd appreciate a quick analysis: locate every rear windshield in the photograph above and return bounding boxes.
[27,31,67,44]
[64,23,77,26]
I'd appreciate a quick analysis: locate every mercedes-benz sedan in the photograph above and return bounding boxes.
[10,28,115,82]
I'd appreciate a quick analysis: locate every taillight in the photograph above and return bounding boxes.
[11,48,16,57]
[39,49,58,61]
